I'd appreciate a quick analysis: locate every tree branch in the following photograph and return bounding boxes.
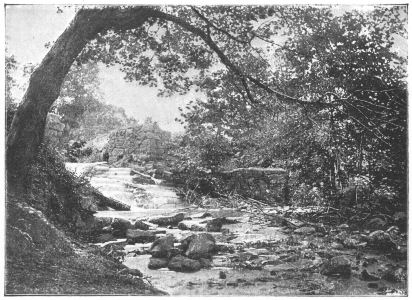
[151,9,331,109]
[190,6,249,45]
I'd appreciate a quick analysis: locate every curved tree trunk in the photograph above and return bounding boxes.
[6,7,151,186]
[7,5,311,189]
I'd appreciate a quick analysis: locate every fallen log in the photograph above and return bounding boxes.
[91,188,130,211]
[221,167,286,175]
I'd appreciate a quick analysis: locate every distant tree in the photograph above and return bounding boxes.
[52,62,102,125]
[6,55,18,131]
[51,62,138,143]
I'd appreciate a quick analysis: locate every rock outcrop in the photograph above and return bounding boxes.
[103,119,171,164]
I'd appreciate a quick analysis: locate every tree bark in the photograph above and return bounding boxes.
[6,7,151,186]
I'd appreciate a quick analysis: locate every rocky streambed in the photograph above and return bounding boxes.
[68,163,407,296]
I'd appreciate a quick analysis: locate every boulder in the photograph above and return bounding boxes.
[366,218,386,230]
[111,218,132,237]
[321,255,352,277]
[133,220,151,230]
[294,226,316,235]
[148,257,169,270]
[199,258,212,268]
[149,235,175,258]
[149,213,185,227]
[382,268,407,283]
[168,255,202,272]
[367,230,397,251]
[183,233,216,259]
[126,229,157,244]
[178,217,238,232]
[204,218,225,232]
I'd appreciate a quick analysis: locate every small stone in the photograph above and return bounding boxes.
[255,248,270,255]
[368,282,379,289]
[126,229,156,244]
[382,268,406,283]
[267,263,297,274]
[343,237,360,249]
[168,255,202,272]
[148,257,169,269]
[360,270,380,281]
[101,225,112,233]
[337,223,349,230]
[149,213,185,227]
[321,255,352,277]
[177,220,206,231]
[331,242,344,250]
[177,221,191,231]
[256,277,274,282]
[215,243,235,253]
[219,271,227,279]
[128,268,143,277]
[335,231,349,242]
[227,282,238,287]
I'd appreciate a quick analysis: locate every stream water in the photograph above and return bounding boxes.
[66,162,407,296]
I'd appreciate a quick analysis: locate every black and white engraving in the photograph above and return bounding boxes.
[5,4,407,295]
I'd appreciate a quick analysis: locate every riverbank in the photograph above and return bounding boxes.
[6,192,165,295]
[83,164,407,296]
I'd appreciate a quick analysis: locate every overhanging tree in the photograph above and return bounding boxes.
[7,5,407,194]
